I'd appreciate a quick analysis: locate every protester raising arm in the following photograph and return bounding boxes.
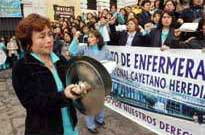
[69,30,112,61]
[69,30,112,133]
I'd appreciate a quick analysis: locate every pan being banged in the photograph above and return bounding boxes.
[66,56,112,115]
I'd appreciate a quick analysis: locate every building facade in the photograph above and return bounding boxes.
[21,0,138,20]
[22,0,81,20]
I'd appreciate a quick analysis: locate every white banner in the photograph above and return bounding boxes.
[105,96,205,135]
[105,46,205,135]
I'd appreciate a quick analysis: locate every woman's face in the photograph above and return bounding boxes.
[164,1,175,12]
[126,7,132,13]
[31,26,53,55]
[71,27,77,35]
[64,33,71,43]
[111,5,116,13]
[87,13,93,19]
[61,46,70,60]
[55,27,61,34]
[62,22,67,28]
[127,13,135,20]
[83,26,89,34]
[143,2,151,12]
[161,13,172,27]
[153,13,161,24]
[102,9,108,16]
[80,22,85,27]
[63,29,68,33]
[88,33,98,46]
[127,20,136,32]
[106,13,112,20]
[120,9,126,15]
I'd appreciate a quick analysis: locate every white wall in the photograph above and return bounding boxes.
[117,0,138,8]
[97,0,110,11]
[22,0,47,17]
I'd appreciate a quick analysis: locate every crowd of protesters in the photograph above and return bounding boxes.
[46,0,204,131]
[49,0,204,52]
[0,0,205,70]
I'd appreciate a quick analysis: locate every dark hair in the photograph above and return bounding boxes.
[153,10,162,17]
[87,12,94,18]
[163,0,177,12]
[103,8,109,13]
[88,30,104,50]
[120,8,128,16]
[64,32,73,40]
[76,15,82,21]
[141,0,151,7]
[127,18,140,32]
[15,13,51,52]
[158,11,175,29]
[107,12,113,17]
[179,0,189,5]
[87,22,96,30]
[110,4,117,10]
[82,25,90,34]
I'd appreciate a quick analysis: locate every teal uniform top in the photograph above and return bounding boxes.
[31,52,78,135]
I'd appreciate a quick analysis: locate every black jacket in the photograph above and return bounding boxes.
[149,28,175,47]
[12,54,77,135]
[53,39,64,57]
[179,6,203,23]
[117,31,148,46]
[79,34,88,43]
[138,11,151,27]
[171,38,205,49]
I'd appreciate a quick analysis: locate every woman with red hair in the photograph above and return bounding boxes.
[13,13,89,135]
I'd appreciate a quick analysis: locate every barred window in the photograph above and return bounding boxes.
[87,0,96,10]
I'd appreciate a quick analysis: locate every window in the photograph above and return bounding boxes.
[87,0,96,10]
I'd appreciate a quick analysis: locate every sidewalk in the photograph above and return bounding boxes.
[0,70,156,135]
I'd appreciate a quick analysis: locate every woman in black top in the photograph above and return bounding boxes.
[13,13,89,135]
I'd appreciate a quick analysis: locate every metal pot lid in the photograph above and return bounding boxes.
[65,56,112,115]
